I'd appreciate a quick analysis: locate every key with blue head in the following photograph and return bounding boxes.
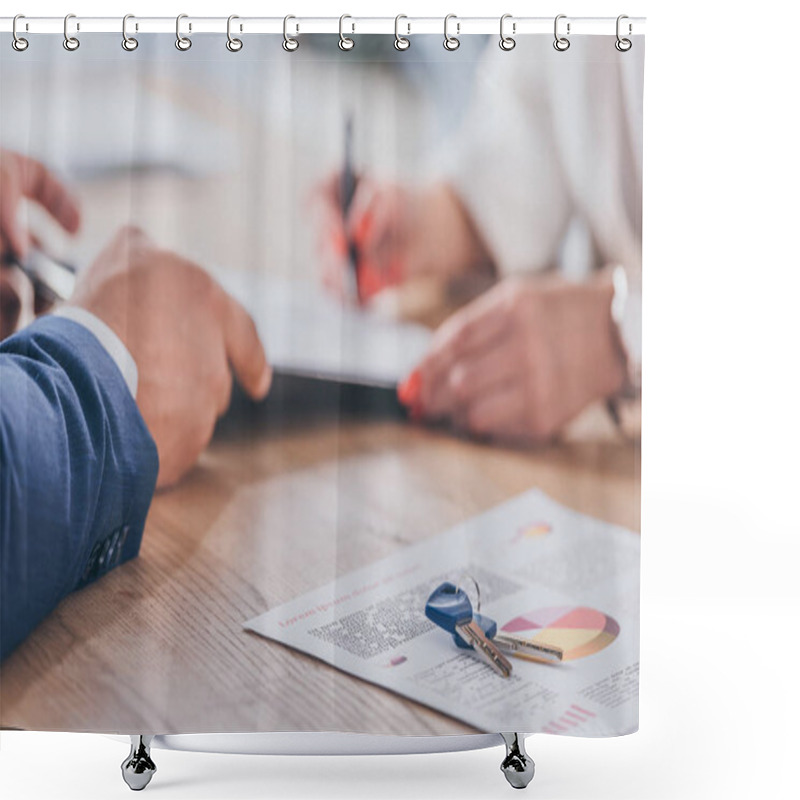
[425,582,513,678]
[453,615,564,664]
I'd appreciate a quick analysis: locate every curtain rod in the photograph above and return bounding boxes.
[0,16,645,37]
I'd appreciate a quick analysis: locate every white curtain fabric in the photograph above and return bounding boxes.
[0,33,641,739]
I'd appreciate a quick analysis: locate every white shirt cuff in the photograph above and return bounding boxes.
[53,306,138,398]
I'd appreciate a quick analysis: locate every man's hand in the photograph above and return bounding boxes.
[0,148,81,259]
[400,273,627,443]
[69,227,272,488]
[0,265,34,340]
[0,149,81,338]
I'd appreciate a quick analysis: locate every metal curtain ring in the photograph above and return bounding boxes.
[553,14,570,51]
[63,13,80,51]
[443,14,460,51]
[122,14,138,51]
[282,15,299,51]
[499,13,515,51]
[394,14,410,51]
[615,14,632,51]
[12,14,28,51]
[339,14,354,51]
[226,15,243,52]
[175,14,192,51]
[456,574,482,615]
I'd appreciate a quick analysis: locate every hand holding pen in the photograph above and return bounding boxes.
[314,125,407,305]
[318,177,408,304]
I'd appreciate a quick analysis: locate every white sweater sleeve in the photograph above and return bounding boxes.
[443,39,644,281]
[444,47,574,276]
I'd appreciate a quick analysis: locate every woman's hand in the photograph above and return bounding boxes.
[314,175,491,304]
[399,273,627,443]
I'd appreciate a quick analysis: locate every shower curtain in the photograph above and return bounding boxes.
[0,27,643,741]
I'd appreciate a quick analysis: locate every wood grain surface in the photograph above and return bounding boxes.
[0,406,639,734]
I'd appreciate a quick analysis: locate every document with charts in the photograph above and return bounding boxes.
[245,490,640,735]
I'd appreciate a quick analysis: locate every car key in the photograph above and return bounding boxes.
[425,582,513,678]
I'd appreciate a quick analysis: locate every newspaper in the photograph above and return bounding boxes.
[245,489,640,735]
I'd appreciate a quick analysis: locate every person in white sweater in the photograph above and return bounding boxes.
[319,37,643,442]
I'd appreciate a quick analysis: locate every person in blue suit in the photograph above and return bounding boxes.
[0,149,272,660]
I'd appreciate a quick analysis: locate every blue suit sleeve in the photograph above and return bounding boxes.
[0,315,159,661]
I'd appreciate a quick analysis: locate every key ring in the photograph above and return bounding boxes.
[226,15,243,52]
[615,14,632,52]
[282,15,299,51]
[175,14,192,51]
[499,14,516,51]
[443,14,460,51]
[12,15,28,52]
[63,13,80,51]
[456,573,482,614]
[394,14,410,51]
[339,14,355,51]
[122,14,138,51]
[553,14,570,52]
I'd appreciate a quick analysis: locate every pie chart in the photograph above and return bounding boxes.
[500,606,619,661]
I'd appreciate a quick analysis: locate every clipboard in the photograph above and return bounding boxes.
[215,272,431,424]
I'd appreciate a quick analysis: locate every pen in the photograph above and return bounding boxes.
[340,113,361,304]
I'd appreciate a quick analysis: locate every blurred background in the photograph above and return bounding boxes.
[0,34,487,289]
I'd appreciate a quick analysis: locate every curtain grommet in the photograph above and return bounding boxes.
[338,15,355,51]
[394,15,410,51]
[175,14,192,51]
[12,14,28,51]
[499,14,516,51]
[443,14,460,51]
[282,15,299,52]
[615,15,632,51]
[63,13,80,51]
[121,14,138,51]
[553,14,570,52]
[226,15,243,52]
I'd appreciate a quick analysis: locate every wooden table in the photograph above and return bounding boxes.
[0,56,639,735]
[0,405,638,734]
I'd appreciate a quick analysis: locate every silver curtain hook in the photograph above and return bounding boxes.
[394,14,410,51]
[615,14,632,51]
[499,14,516,51]
[63,13,80,51]
[339,14,355,51]
[175,13,192,51]
[226,14,243,52]
[553,14,570,52]
[122,14,138,51]
[282,15,298,51]
[12,14,28,51]
[443,14,460,51]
